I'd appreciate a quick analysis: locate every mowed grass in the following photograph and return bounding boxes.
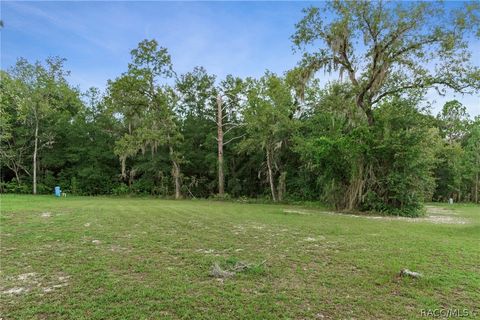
[1,195,479,319]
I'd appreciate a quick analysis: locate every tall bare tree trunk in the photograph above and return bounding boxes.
[172,160,181,199]
[476,154,479,204]
[169,146,181,199]
[277,171,286,202]
[266,148,276,202]
[475,171,478,204]
[33,120,38,195]
[120,156,127,181]
[217,95,225,196]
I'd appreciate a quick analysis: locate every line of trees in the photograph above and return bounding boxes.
[1,1,479,216]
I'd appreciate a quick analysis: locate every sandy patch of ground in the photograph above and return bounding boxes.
[1,272,70,296]
[17,272,37,281]
[420,215,467,224]
[196,248,215,254]
[283,209,332,215]
[303,236,326,242]
[2,287,28,294]
[343,206,468,224]
[284,209,312,215]
[232,224,246,235]
[41,275,70,293]
[109,244,131,253]
[288,205,468,224]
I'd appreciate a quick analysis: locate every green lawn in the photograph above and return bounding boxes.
[1,195,479,319]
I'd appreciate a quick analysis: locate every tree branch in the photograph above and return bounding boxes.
[223,134,245,146]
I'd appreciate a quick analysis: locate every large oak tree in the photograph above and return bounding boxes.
[292,1,480,125]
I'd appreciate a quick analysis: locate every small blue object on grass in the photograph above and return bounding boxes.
[54,186,61,197]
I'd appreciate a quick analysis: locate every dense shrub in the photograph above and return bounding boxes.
[0,181,30,194]
[361,99,440,216]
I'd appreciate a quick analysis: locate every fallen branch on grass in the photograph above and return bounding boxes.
[209,260,267,278]
[400,269,422,278]
[210,262,235,278]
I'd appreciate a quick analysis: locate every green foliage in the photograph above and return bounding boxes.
[1,19,479,213]
[175,67,217,197]
[362,99,440,216]
[107,40,183,198]
[433,106,479,203]
[239,72,296,202]
[210,193,232,201]
[437,100,470,142]
[0,181,30,194]
[112,184,130,196]
[293,84,441,216]
[292,1,480,124]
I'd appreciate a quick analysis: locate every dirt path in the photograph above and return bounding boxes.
[283,206,469,224]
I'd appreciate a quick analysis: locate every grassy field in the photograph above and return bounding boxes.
[1,195,479,319]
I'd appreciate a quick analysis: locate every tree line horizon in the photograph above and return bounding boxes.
[1,1,479,216]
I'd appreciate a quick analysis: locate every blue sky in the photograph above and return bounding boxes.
[1,1,479,117]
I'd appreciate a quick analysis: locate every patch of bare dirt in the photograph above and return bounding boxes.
[303,236,326,242]
[1,272,70,296]
[42,275,70,293]
[109,244,131,253]
[283,209,332,215]
[346,206,468,224]
[284,209,312,215]
[196,248,215,254]
[298,205,468,224]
